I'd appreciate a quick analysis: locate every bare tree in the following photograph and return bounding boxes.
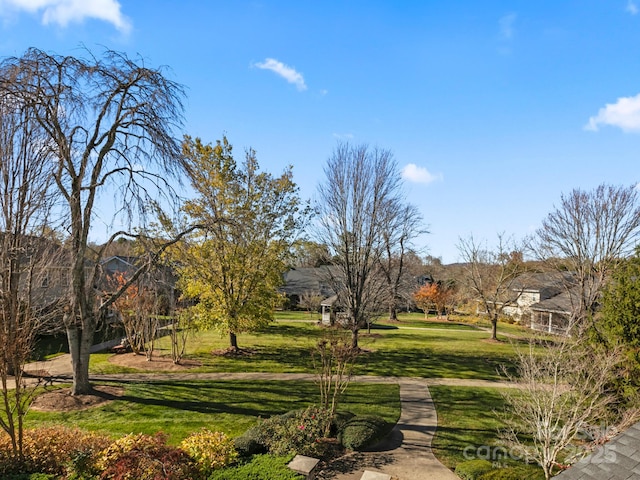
[0,48,186,394]
[312,329,359,435]
[108,272,159,360]
[299,290,323,319]
[533,184,640,334]
[500,338,620,480]
[316,143,411,348]
[379,204,424,321]
[170,308,193,364]
[457,234,526,340]
[0,88,58,457]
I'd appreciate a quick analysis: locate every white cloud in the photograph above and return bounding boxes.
[499,13,517,39]
[627,0,638,15]
[332,133,354,140]
[0,0,131,32]
[585,93,640,132]
[253,58,307,91]
[401,164,442,185]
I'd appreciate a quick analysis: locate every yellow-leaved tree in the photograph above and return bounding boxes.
[173,136,309,351]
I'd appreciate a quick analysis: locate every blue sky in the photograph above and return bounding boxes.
[1,0,639,263]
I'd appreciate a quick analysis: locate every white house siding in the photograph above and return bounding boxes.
[503,290,541,319]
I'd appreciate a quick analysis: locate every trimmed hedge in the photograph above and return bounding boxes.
[234,425,267,457]
[338,415,389,451]
[235,406,333,457]
[454,460,493,480]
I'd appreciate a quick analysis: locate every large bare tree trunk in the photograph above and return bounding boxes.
[317,143,418,351]
[66,323,93,395]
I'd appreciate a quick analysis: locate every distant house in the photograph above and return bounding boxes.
[500,272,576,335]
[101,255,139,277]
[99,255,179,316]
[555,421,640,479]
[281,266,337,307]
[528,288,577,335]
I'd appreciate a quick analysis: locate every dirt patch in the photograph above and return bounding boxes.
[31,385,124,412]
[108,353,202,371]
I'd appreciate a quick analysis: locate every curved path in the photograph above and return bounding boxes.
[23,355,512,480]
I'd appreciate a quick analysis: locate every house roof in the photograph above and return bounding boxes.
[281,266,338,298]
[320,295,338,307]
[529,286,581,315]
[510,271,575,292]
[555,421,640,480]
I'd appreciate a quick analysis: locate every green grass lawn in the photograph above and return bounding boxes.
[28,380,400,445]
[430,385,545,476]
[23,311,549,476]
[430,385,508,470]
[92,320,522,380]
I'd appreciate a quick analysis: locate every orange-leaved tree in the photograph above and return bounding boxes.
[413,282,456,319]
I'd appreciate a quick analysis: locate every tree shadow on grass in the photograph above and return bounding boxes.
[190,345,316,372]
[357,348,515,380]
[107,380,318,417]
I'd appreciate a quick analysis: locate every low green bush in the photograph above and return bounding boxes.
[454,459,493,480]
[234,425,267,457]
[248,406,333,457]
[479,465,545,480]
[208,454,303,480]
[331,411,355,436]
[338,415,388,451]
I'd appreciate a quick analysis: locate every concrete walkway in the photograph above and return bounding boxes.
[316,378,460,480]
[20,354,515,480]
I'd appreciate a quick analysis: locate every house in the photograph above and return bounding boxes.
[281,266,337,308]
[500,272,576,335]
[101,255,139,277]
[528,288,577,335]
[555,421,640,479]
[100,255,179,316]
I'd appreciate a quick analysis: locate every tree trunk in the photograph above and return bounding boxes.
[388,304,398,322]
[67,324,93,395]
[491,314,498,341]
[351,329,359,349]
[229,331,239,351]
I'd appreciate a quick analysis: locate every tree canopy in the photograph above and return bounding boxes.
[172,136,308,350]
[316,142,416,347]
